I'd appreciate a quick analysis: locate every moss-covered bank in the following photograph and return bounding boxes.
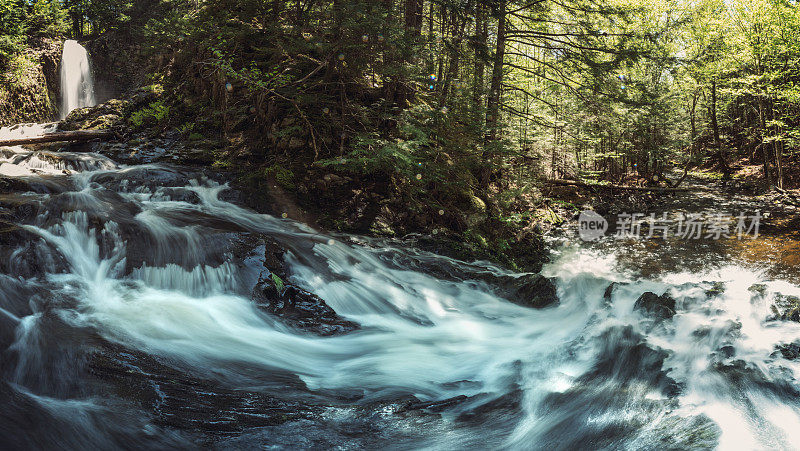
[0,39,61,126]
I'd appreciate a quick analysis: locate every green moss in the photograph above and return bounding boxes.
[265,164,296,190]
[464,228,489,249]
[549,199,580,211]
[2,53,36,89]
[0,52,55,125]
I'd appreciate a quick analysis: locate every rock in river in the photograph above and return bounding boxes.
[634,292,677,319]
[252,272,359,337]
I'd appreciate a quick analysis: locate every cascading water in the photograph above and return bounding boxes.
[1,142,800,448]
[59,40,96,119]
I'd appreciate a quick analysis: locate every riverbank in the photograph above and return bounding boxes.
[46,92,552,272]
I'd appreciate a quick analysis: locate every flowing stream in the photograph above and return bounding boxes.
[60,40,97,119]
[1,141,800,449]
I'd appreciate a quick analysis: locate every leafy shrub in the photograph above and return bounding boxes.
[128,100,170,127]
[265,164,296,190]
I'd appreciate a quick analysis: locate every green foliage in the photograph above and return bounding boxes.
[128,100,170,128]
[270,273,284,292]
[265,165,296,190]
[1,53,36,88]
[0,0,26,68]
[64,0,137,36]
[317,103,481,211]
[27,0,69,38]
[0,0,68,68]
[0,35,22,69]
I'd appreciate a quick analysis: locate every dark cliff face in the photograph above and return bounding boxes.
[86,34,146,103]
[0,38,63,126]
[37,38,62,105]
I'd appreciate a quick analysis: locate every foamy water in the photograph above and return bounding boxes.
[1,149,800,448]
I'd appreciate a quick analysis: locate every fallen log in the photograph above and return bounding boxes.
[774,187,800,207]
[545,179,703,192]
[0,129,113,147]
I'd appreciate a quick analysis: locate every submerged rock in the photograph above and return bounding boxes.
[748,284,768,303]
[634,292,677,319]
[252,273,359,336]
[89,342,315,434]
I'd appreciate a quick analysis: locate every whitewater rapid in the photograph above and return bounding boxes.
[2,146,800,448]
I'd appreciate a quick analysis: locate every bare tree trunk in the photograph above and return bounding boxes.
[485,0,506,143]
[776,124,784,189]
[708,79,729,177]
[271,0,283,21]
[391,0,423,107]
[472,1,487,126]
[477,0,506,187]
[404,0,423,36]
[0,129,113,147]
[551,120,557,179]
[690,89,698,160]
[440,8,466,106]
[757,94,772,186]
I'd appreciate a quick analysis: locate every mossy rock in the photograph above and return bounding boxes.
[61,99,127,131]
[704,281,725,298]
[770,294,800,322]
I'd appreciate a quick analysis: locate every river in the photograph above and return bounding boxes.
[1,128,800,449]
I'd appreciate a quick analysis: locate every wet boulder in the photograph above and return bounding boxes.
[455,389,524,426]
[713,359,799,397]
[775,342,800,360]
[718,345,736,359]
[403,394,469,413]
[634,292,677,319]
[603,282,628,305]
[581,325,681,398]
[0,224,70,278]
[252,273,359,336]
[60,98,127,131]
[704,281,725,298]
[490,274,559,309]
[769,294,800,322]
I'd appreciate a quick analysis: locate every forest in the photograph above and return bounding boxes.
[4,1,800,211]
[4,0,800,449]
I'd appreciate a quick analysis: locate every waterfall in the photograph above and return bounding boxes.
[59,40,97,119]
